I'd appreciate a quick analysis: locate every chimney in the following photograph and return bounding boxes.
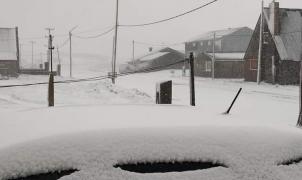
[269,0,280,35]
[149,47,153,52]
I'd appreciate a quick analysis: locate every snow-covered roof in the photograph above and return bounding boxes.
[140,52,169,61]
[187,27,246,42]
[0,52,17,60]
[206,53,245,61]
[263,8,302,61]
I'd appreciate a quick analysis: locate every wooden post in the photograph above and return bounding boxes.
[48,73,54,107]
[189,52,195,106]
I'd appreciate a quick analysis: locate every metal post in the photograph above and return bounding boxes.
[189,52,195,106]
[112,0,119,84]
[224,88,242,114]
[257,0,264,85]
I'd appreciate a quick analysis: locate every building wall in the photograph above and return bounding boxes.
[195,53,244,78]
[244,17,261,82]
[0,60,18,77]
[215,61,244,79]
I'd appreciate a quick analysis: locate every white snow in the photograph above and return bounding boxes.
[0,62,301,179]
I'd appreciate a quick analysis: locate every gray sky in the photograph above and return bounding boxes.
[0,0,301,63]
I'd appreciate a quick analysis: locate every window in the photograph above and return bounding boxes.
[200,42,203,46]
[192,43,196,47]
[205,61,212,72]
[208,41,211,46]
[249,59,258,70]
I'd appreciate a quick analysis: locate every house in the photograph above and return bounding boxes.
[185,27,253,78]
[119,47,185,73]
[244,1,302,85]
[0,27,20,77]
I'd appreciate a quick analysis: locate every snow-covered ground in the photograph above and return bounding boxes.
[0,59,301,179]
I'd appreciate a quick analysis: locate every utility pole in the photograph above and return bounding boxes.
[257,0,264,85]
[30,41,36,69]
[48,33,55,107]
[19,43,22,69]
[212,32,216,79]
[45,28,55,71]
[112,0,119,84]
[69,26,78,78]
[132,40,135,64]
[57,46,61,65]
[297,18,302,127]
[189,52,195,106]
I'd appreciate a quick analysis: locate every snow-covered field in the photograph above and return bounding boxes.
[0,59,301,179]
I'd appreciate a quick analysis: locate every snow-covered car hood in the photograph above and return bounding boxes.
[1,126,302,180]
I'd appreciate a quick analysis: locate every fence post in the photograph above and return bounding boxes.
[48,72,54,107]
[224,88,242,114]
[189,52,195,106]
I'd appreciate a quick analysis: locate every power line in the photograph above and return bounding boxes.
[0,59,187,89]
[119,0,218,27]
[73,27,115,39]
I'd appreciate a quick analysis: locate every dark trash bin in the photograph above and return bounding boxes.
[156,80,172,104]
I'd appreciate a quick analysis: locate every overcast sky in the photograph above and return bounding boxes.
[0,0,301,63]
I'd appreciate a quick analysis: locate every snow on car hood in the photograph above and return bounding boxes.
[1,126,302,180]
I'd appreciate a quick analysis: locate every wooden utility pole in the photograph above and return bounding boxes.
[69,26,78,78]
[48,33,55,107]
[257,0,264,85]
[297,19,302,127]
[212,32,216,79]
[132,40,135,63]
[45,28,55,72]
[189,52,195,106]
[112,0,119,84]
[30,41,36,69]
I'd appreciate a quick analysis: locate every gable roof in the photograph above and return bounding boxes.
[263,8,302,61]
[186,27,249,43]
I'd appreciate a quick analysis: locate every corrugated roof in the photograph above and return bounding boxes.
[264,8,302,61]
[186,27,245,42]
